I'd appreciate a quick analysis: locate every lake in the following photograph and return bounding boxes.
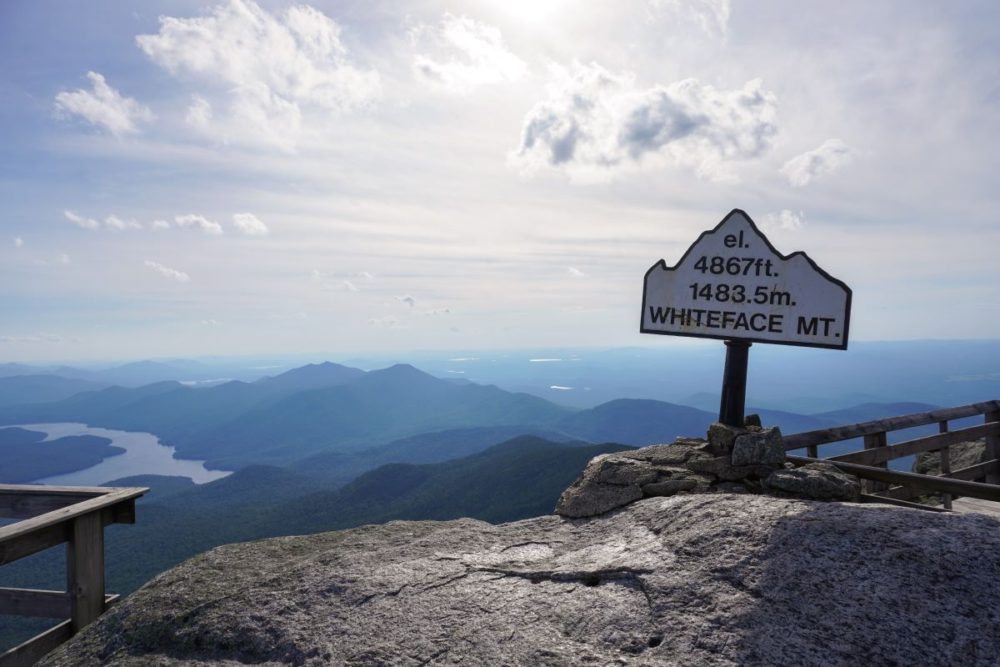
[13,423,231,486]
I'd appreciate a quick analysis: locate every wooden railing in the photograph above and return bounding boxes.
[783,400,1000,510]
[0,484,147,667]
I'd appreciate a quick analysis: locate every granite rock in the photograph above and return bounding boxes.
[41,494,1000,667]
[731,427,785,468]
[765,462,862,502]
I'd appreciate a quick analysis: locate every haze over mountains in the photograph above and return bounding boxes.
[3,341,999,649]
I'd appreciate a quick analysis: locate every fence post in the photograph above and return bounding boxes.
[66,511,105,633]
[985,410,1000,485]
[938,420,952,509]
[863,432,889,493]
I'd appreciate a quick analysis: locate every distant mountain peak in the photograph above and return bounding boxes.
[258,362,366,389]
[364,364,437,382]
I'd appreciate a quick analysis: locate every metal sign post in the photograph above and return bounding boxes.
[641,209,852,426]
[719,340,751,426]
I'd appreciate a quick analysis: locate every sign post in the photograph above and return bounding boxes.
[641,209,852,426]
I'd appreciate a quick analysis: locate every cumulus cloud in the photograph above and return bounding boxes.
[395,295,417,308]
[412,14,526,92]
[513,63,777,181]
[13,237,23,248]
[175,214,223,235]
[780,138,855,187]
[356,271,375,282]
[762,210,806,232]
[136,0,379,149]
[54,71,153,137]
[144,260,190,282]
[648,0,731,38]
[64,210,100,230]
[104,215,142,231]
[232,212,268,235]
[186,95,213,130]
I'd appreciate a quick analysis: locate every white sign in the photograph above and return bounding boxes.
[641,209,851,349]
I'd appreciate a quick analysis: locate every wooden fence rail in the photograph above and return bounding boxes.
[783,400,1000,508]
[0,484,147,667]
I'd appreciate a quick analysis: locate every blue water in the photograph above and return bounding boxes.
[14,423,230,486]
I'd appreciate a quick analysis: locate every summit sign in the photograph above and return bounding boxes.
[641,209,851,349]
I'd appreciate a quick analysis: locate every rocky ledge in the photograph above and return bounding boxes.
[557,420,861,518]
[42,492,1000,666]
[38,423,1000,666]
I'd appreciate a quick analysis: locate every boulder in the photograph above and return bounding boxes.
[731,426,785,467]
[556,449,711,518]
[914,439,985,476]
[41,494,1000,667]
[706,421,741,454]
[765,462,862,502]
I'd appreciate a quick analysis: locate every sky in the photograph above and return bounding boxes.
[1,0,999,362]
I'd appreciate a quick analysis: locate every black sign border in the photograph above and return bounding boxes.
[640,208,853,350]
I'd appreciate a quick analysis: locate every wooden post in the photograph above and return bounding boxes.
[863,432,889,493]
[938,420,952,509]
[719,341,751,427]
[985,410,1000,485]
[66,512,105,633]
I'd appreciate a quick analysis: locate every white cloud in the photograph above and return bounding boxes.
[54,71,153,137]
[513,63,777,182]
[780,138,856,187]
[58,253,70,264]
[64,210,100,230]
[322,279,359,292]
[0,333,63,344]
[186,95,213,130]
[412,14,527,93]
[356,271,375,282]
[368,315,402,328]
[144,259,190,282]
[396,295,416,307]
[104,215,142,230]
[761,210,805,232]
[423,307,452,316]
[175,214,223,235]
[13,237,23,248]
[151,219,171,230]
[648,0,731,38]
[232,212,268,235]
[201,319,221,326]
[136,0,379,149]
[567,266,585,277]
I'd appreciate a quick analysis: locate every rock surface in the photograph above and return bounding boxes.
[555,424,826,518]
[915,438,986,476]
[765,462,861,501]
[42,494,1000,666]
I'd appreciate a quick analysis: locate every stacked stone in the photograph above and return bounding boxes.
[556,418,861,518]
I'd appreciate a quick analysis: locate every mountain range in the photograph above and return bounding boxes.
[0,353,978,650]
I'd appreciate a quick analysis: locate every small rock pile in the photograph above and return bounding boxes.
[557,418,861,517]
